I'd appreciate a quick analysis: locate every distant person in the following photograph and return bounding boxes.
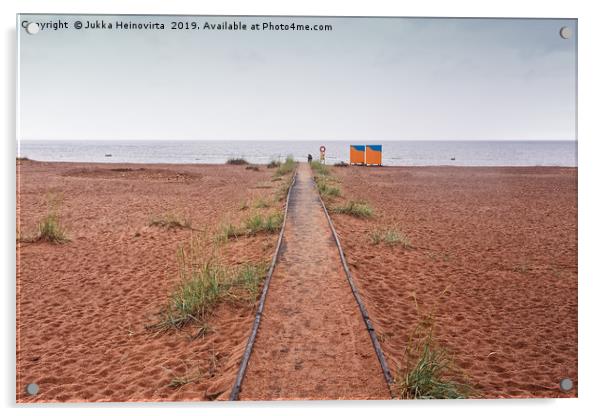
[307,154,313,163]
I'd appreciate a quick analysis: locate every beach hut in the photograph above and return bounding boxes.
[365,145,382,166]
[350,145,366,165]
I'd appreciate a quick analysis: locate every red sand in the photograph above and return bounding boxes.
[16,160,284,402]
[239,164,389,400]
[329,166,577,398]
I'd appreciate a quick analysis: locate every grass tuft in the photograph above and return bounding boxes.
[331,200,373,218]
[226,158,249,165]
[149,237,266,331]
[394,321,472,399]
[35,212,69,243]
[244,212,283,235]
[310,160,330,176]
[369,226,411,247]
[274,155,295,177]
[25,193,69,244]
[315,176,341,199]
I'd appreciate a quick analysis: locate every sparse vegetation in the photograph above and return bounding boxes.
[331,200,373,218]
[394,319,472,399]
[334,161,348,167]
[226,158,249,165]
[369,226,411,247]
[149,213,192,230]
[215,211,283,243]
[35,212,69,243]
[275,174,294,202]
[254,182,273,189]
[253,198,271,209]
[244,212,283,235]
[149,237,266,331]
[267,160,281,169]
[274,155,295,177]
[22,193,69,244]
[315,176,341,199]
[310,160,330,176]
[245,165,260,171]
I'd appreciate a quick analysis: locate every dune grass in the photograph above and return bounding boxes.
[394,322,472,399]
[35,212,69,243]
[149,213,192,230]
[315,176,341,199]
[369,226,411,247]
[215,211,283,243]
[331,200,373,218]
[23,193,69,244]
[275,173,294,202]
[274,155,295,177]
[226,158,249,165]
[244,212,283,234]
[310,160,330,176]
[149,237,266,331]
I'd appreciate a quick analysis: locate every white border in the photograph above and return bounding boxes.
[3,1,600,416]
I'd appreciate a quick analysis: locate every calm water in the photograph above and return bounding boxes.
[18,140,577,167]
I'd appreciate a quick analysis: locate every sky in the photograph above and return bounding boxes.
[18,15,577,141]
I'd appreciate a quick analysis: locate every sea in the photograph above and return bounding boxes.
[18,140,577,167]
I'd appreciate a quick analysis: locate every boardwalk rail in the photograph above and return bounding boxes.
[229,170,297,401]
[313,175,394,395]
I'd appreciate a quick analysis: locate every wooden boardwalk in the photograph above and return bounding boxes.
[238,164,389,400]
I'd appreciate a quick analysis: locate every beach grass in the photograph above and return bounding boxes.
[149,237,266,331]
[274,155,295,177]
[310,160,330,176]
[149,213,192,230]
[394,319,472,399]
[24,193,69,244]
[315,176,341,199]
[244,212,283,235]
[331,200,373,218]
[226,158,249,165]
[369,226,411,247]
[35,212,69,243]
[215,211,283,242]
[275,174,295,201]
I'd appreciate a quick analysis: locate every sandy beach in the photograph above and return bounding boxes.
[16,160,287,402]
[16,160,577,401]
[328,166,577,398]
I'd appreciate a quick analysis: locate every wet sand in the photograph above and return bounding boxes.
[239,164,389,400]
[329,166,577,398]
[16,160,284,402]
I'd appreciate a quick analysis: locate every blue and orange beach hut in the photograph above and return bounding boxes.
[365,145,382,166]
[350,145,366,165]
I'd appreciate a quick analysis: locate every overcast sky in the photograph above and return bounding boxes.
[18,16,577,141]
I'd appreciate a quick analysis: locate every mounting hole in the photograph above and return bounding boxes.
[559,378,573,392]
[26,22,40,35]
[26,383,39,395]
[559,26,572,39]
